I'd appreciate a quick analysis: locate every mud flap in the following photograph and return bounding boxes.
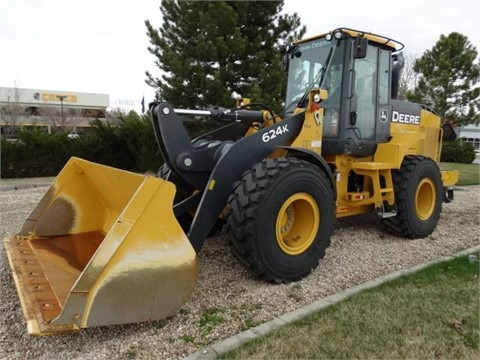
[4,157,199,335]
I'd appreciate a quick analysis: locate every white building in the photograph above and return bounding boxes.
[459,124,480,150]
[0,87,109,133]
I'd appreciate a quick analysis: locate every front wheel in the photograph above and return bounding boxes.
[226,158,335,283]
[382,156,443,238]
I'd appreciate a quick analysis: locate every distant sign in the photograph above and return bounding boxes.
[1,87,109,108]
[34,92,78,103]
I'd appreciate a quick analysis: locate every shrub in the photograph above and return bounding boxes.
[441,139,476,164]
[82,119,137,171]
[116,111,162,173]
[0,110,223,178]
[1,129,72,178]
[1,115,163,178]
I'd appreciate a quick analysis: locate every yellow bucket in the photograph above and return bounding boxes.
[4,157,199,335]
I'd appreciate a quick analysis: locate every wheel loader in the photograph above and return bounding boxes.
[4,28,459,335]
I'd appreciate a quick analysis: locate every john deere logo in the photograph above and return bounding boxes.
[379,109,388,123]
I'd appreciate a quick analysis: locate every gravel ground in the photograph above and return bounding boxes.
[1,185,479,360]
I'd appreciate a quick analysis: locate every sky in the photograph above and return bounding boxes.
[1,0,479,113]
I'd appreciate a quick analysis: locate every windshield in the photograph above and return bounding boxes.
[285,38,336,111]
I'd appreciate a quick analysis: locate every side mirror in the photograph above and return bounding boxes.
[353,37,368,59]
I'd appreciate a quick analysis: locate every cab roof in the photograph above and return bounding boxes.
[296,27,404,52]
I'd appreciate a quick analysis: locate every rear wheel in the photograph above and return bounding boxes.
[382,156,443,238]
[226,158,335,283]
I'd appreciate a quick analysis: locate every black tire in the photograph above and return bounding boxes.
[382,156,443,238]
[226,157,335,283]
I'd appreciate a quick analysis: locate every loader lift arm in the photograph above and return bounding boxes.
[150,102,306,252]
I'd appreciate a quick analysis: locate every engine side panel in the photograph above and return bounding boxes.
[374,100,442,167]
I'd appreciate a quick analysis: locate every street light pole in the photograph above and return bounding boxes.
[56,95,66,126]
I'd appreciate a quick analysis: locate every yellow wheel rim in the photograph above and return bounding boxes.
[275,193,320,255]
[415,178,436,220]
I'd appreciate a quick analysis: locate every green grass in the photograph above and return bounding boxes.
[181,335,196,344]
[440,162,480,185]
[199,307,225,334]
[220,253,480,359]
[123,343,144,359]
[287,283,304,302]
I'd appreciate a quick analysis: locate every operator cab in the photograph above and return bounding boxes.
[283,28,404,157]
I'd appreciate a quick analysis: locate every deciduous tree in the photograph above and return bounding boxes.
[397,53,418,100]
[0,85,25,132]
[407,32,480,125]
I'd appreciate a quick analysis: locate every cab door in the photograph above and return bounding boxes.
[346,43,391,156]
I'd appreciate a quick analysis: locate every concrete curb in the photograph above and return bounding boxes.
[0,183,51,192]
[183,245,480,360]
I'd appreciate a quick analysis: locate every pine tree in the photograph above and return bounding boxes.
[145,0,305,113]
[407,32,480,125]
